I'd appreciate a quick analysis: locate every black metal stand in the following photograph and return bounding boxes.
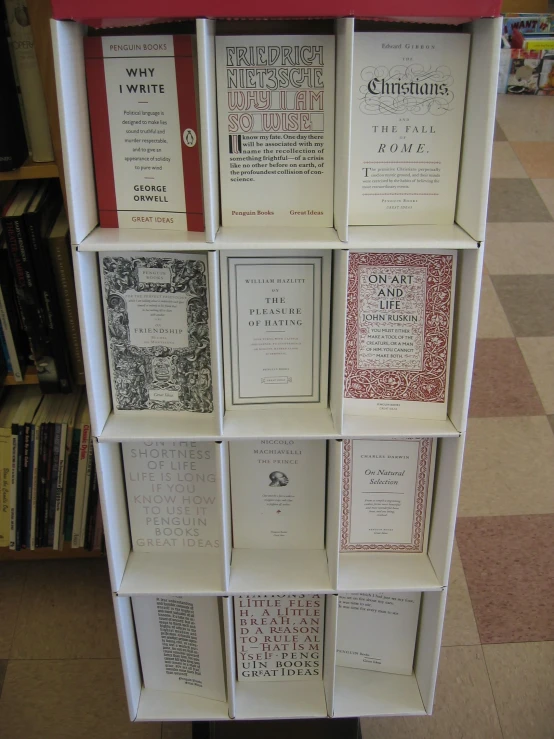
[192,718,361,739]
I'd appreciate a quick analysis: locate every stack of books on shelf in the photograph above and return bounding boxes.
[0,179,85,390]
[0,385,103,552]
[0,0,54,170]
[49,10,499,720]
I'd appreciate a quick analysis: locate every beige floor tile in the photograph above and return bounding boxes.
[442,544,480,647]
[511,142,554,178]
[485,223,554,275]
[477,272,513,338]
[495,95,554,142]
[490,142,528,178]
[0,564,27,659]
[10,560,119,659]
[483,642,554,739]
[459,417,554,517]
[0,659,160,739]
[361,646,502,739]
[518,337,554,414]
[533,178,554,218]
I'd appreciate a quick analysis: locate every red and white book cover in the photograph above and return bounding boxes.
[344,251,456,421]
[340,437,436,553]
[84,35,204,231]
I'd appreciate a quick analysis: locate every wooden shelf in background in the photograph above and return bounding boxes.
[0,541,104,561]
[0,158,59,182]
[4,367,40,386]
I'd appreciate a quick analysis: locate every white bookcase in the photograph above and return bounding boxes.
[50,13,501,724]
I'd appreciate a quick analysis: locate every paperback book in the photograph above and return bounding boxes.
[132,595,227,701]
[216,35,335,227]
[336,591,421,675]
[84,34,204,230]
[235,593,324,681]
[229,439,326,549]
[122,440,221,552]
[99,251,213,413]
[349,32,470,225]
[340,437,435,552]
[344,251,456,421]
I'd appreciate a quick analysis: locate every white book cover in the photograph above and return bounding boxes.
[349,32,470,225]
[99,251,213,414]
[122,441,221,552]
[132,595,227,701]
[235,594,324,681]
[344,251,456,421]
[229,440,326,549]
[336,592,421,675]
[220,250,331,409]
[216,35,335,227]
[341,438,436,553]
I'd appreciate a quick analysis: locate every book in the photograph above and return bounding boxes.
[122,440,221,552]
[235,593,324,681]
[84,34,203,231]
[99,251,213,413]
[2,182,66,393]
[0,243,28,382]
[71,398,91,548]
[132,595,227,701]
[24,181,72,393]
[336,592,421,675]
[0,4,27,171]
[349,32,470,226]
[216,35,335,227]
[220,251,331,408]
[507,51,542,94]
[4,0,53,163]
[229,439,326,549]
[0,388,21,546]
[0,422,10,546]
[340,438,435,553]
[47,208,85,385]
[344,251,456,421]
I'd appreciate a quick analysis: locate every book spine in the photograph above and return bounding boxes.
[0,432,10,546]
[25,209,72,393]
[29,422,39,549]
[63,427,80,542]
[36,421,49,547]
[14,423,25,549]
[0,320,12,372]
[2,214,60,393]
[0,6,27,171]
[22,422,31,548]
[71,422,90,548]
[41,422,54,547]
[8,425,18,550]
[79,438,94,548]
[48,233,85,384]
[46,422,61,547]
[4,0,53,162]
[92,499,103,551]
[0,251,27,382]
[52,422,67,550]
[85,459,98,550]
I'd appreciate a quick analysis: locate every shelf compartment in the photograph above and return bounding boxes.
[342,414,460,439]
[229,549,333,594]
[0,158,58,181]
[333,667,425,718]
[216,226,341,249]
[136,687,230,721]
[97,412,221,443]
[78,227,209,252]
[117,551,226,597]
[234,679,328,720]
[223,407,338,440]
[347,224,479,251]
[338,553,441,593]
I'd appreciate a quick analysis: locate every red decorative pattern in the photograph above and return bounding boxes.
[344,252,454,405]
[340,437,432,552]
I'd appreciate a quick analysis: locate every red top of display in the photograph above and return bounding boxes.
[50,0,501,23]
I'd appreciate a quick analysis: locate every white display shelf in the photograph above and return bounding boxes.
[117,551,226,597]
[337,553,442,593]
[347,223,479,251]
[341,414,460,439]
[229,549,333,594]
[136,688,230,721]
[97,412,222,443]
[234,680,328,720]
[78,227,209,252]
[223,408,337,440]
[216,227,341,249]
[332,668,426,718]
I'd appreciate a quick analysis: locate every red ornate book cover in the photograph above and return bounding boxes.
[84,35,204,231]
[344,251,456,420]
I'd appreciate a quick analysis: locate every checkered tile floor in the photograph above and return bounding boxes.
[0,95,553,738]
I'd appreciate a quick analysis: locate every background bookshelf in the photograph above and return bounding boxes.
[48,0,501,725]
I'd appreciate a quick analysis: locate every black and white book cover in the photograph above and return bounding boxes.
[99,251,213,413]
